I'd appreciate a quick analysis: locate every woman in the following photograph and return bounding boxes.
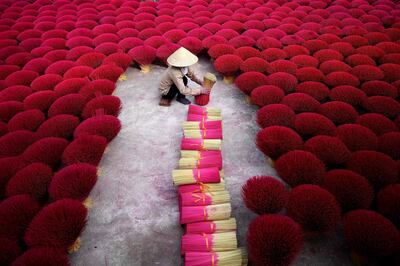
[159,47,209,106]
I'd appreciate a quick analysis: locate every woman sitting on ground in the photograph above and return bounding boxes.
[159,47,209,106]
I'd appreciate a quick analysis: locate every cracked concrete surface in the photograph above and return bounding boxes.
[70,58,351,266]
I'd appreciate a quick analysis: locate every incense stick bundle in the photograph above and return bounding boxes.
[186,218,237,234]
[185,249,245,266]
[181,232,238,254]
[183,121,222,131]
[184,129,223,140]
[179,191,230,207]
[181,139,221,151]
[203,73,217,90]
[188,105,221,116]
[179,156,222,170]
[188,113,222,122]
[180,203,231,224]
[181,150,222,159]
[178,182,226,194]
[172,167,222,186]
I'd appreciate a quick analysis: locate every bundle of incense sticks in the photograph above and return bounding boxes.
[185,249,247,266]
[179,191,230,207]
[184,129,223,140]
[187,113,222,122]
[172,168,223,186]
[186,218,237,234]
[179,156,223,170]
[181,138,222,151]
[181,232,237,254]
[181,150,222,159]
[180,203,231,224]
[183,121,222,131]
[188,105,222,117]
[178,182,226,194]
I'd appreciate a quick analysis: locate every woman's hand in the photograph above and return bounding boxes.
[199,87,210,95]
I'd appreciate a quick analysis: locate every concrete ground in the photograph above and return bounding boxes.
[70,58,351,266]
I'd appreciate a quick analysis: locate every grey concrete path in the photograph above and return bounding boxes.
[70,59,351,266]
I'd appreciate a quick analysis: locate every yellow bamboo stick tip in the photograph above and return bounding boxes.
[83,197,93,209]
[118,73,127,81]
[140,64,151,73]
[223,76,234,84]
[68,238,81,253]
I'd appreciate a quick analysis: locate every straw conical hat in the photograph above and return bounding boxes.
[167,47,198,67]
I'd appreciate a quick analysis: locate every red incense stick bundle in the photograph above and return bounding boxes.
[185,249,247,266]
[181,138,221,151]
[179,156,222,170]
[184,129,223,139]
[183,121,222,130]
[181,232,237,254]
[179,191,230,207]
[187,113,222,122]
[188,105,221,116]
[172,167,222,186]
[181,150,222,159]
[178,182,226,194]
[186,218,237,234]
[180,203,231,224]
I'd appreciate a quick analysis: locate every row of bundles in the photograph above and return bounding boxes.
[173,105,247,266]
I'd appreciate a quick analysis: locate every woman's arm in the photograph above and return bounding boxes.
[187,67,203,85]
[170,70,201,96]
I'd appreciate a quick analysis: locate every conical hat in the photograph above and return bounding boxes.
[167,47,198,67]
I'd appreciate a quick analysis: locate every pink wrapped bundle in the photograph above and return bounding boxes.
[183,120,222,130]
[187,113,221,122]
[172,167,222,186]
[179,191,229,207]
[181,138,221,151]
[184,129,223,139]
[181,150,222,159]
[186,219,237,234]
[180,203,231,224]
[181,232,237,254]
[179,156,222,170]
[178,182,225,194]
[185,249,244,266]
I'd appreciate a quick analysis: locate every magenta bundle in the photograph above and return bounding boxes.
[171,105,246,264]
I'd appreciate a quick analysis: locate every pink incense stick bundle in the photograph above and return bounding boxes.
[172,167,222,186]
[183,120,222,130]
[188,105,221,116]
[181,232,237,254]
[178,182,226,194]
[181,150,222,159]
[181,138,221,151]
[185,249,246,266]
[184,129,223,140]
[180,203,231,224]
[186,218,237,234]
[187,113,221,122]
[179,156,223,170]
[179,191,230,207]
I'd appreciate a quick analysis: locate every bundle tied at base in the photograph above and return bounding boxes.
[185,248,247,266]
[195,73,217,106]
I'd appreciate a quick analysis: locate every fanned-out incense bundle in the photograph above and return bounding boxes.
[185,249,247,266]
[181,232,237,254]
[181,150,222,159]
[183,121,222,131]
[179,156,222,170]
[184,129,223,140]
[179,191,230,207]
[187,113,222,122]
[180,203,231,224]
[189,105,222,117]
[195,73,217,106]
[186,218,237,234]
[181,138,222,151]
[172,168,223,186]
[178,182,226,194]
